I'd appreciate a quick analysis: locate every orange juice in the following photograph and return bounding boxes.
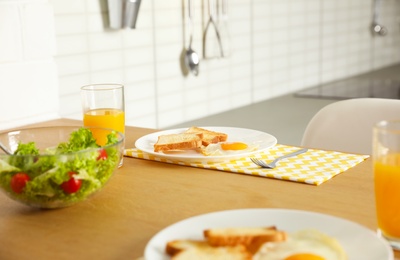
[374,158,400,238]
[83,108,125,146]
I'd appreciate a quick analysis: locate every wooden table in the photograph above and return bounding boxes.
[0,119,398,260]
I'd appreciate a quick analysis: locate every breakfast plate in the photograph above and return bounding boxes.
[134,126,277,163]
[144,208,394,260]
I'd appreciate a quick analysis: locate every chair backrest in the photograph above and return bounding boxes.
[301,98,400,154]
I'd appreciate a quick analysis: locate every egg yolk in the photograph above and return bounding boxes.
[220,142,248,150]
[284,253,325,260]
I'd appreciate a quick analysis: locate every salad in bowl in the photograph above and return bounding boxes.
[0,126,124,208]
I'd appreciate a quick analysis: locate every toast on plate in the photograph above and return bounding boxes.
[153,133,203,152]
[153,127,229,153]
[171,245,251,260]
[165,226,287,258]
[204,226,287,254]
[166,240,210,256]
[184,126,228,146]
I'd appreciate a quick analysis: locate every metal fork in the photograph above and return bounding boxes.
[250,148,308,169]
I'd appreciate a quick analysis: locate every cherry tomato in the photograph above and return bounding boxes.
[60,172,82,194]
[97,149,108,161]
[11,173,30,193]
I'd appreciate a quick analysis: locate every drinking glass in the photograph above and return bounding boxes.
[373,120,400,250]
[81,84,125,166]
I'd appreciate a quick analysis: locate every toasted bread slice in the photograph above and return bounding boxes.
[154,133,203,152]
[171,246,251,260]
[204,226,287,254]
[166,240,210,256]
[184,127,228,146]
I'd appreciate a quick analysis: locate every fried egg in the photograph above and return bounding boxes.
[200,142,259,156]
[253,229,347,260]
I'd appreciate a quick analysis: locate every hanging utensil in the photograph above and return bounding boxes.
[124,0,141,29]
[203,0,224,59]
[185,0,200,76]
[371,0,387,36]
[218,0,230,57]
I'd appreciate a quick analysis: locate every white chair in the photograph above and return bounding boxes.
[301,98,400,154]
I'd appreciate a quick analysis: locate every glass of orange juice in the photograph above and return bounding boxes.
[373,120,400,250]
[81,84,125,166]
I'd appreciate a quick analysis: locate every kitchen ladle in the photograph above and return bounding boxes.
[185,0,199,76]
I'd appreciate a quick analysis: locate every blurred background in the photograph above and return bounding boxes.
[0,0,399,132]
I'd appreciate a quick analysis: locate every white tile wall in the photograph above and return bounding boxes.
[0,5,23,63]
[2,0,399,130]
[22,2,56,59]
[54,0,399,129]
[0,60,59,123]
[0,0,59,130]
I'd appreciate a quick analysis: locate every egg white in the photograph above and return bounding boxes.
[253,229,347,260]
[200,142,259,156]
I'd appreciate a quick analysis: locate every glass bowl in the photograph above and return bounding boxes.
[0,126,124,209]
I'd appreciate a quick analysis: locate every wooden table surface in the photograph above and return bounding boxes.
[0,119,398,260]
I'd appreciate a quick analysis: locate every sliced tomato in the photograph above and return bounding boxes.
[97,148,108,161]
[11,173,30,193]
[60,172,82,194]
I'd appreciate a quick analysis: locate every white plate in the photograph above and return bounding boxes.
[144,208,394,260]
[135,127,277,163]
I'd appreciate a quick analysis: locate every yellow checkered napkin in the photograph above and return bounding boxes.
[124,144,369,185]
